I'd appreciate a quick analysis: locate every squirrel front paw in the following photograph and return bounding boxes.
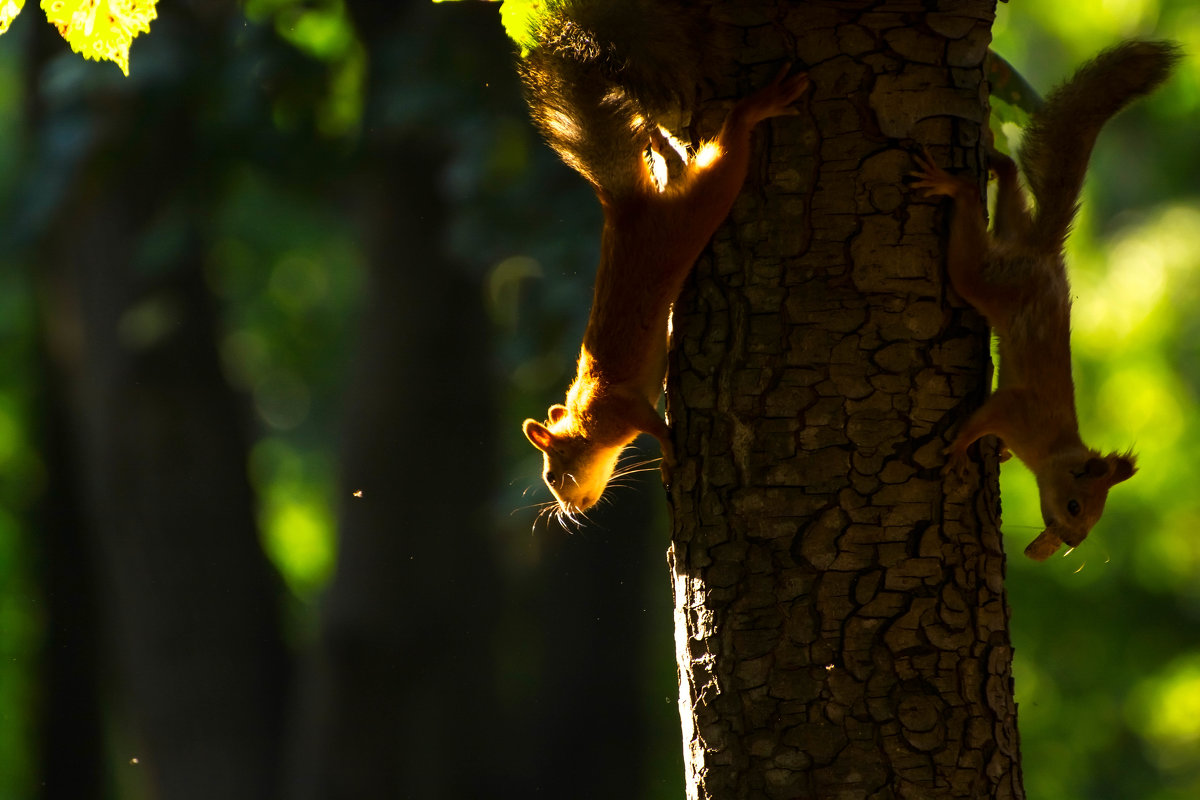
[736,65,810,126]
[941,443,972,479]
[910,148,969,199]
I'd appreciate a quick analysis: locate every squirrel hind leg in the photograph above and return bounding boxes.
[987,149,1034,242]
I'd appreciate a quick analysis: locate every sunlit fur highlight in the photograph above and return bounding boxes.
[519,21,810,515]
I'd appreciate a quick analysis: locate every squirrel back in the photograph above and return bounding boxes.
[1020,40,1180,249]
[517,0,699,201]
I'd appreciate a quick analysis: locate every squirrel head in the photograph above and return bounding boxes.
[1024,450,1137,560]
[523,405,622,517]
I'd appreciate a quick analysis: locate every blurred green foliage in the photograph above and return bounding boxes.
[0,31,41,797]
[244,0,365,137]
[205,165,365,602]
[0,3,370,791]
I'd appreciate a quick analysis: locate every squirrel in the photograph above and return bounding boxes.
[518,1,810,518]
[911,40,1179,560]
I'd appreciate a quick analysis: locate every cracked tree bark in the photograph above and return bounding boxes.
[667,2,1023,798]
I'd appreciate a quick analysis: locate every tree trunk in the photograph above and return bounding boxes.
[668,2,1022,798]
[285,144,508,800]
[34,351,105,799]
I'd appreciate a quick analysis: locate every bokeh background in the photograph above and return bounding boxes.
[0,1,1197,798]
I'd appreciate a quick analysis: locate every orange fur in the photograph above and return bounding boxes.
[911,149,1138,560]
[913,149,1142,559]
[525,69,810,515]
[910,41,1176,559]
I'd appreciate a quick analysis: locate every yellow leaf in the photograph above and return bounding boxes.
[40,0,158,76]
[0,0,25,35]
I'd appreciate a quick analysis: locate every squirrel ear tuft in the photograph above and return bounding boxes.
[1083,457,1109,478]
[548,404,568,424]
[523,419,555,452]
[1109,452,1137,484]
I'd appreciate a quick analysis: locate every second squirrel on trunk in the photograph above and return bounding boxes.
[518,1,809,518]
[912,40,1179,560]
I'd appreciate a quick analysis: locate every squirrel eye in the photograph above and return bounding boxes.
[545,471,558,487]
[1067,500,1081,517]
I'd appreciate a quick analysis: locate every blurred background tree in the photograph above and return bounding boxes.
[0,0,1195,798]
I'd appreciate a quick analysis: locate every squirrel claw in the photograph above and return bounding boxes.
[738,66,810,124]
[941,444,972,480]
[909,148,960,198]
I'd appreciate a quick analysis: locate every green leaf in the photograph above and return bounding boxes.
[987,49,1043,113]
[500,0,549,52]
[41,0,159,76]
[0,0,24,35]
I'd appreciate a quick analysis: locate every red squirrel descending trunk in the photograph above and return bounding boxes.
[518,1,809,517]
[911,40,1179,559]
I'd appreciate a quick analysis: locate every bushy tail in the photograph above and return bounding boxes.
[1020,40,1180,248]
[517,0,697,200]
